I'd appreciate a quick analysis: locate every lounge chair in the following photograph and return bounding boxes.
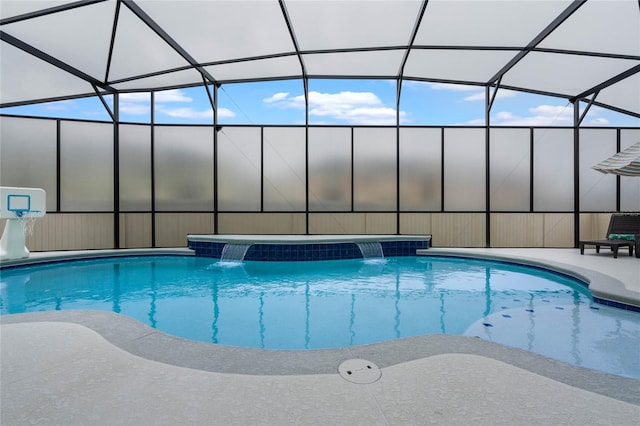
[579,214,640,258]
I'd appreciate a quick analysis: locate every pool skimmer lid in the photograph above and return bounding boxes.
[338,359,381,384]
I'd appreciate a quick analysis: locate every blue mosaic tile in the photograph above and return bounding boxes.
[190,238,430,261]
[592,298,640,313]
[190,241,225,258]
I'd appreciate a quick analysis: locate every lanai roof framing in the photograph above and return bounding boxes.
[0,0,638,119]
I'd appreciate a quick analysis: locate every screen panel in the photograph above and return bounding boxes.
[620,129,640,211]
[60,121,114,211]
[444,128,485,211]
[217,127,261,211]
[154,126,214,211]
[353,127,396,211]
[490,128,530,211]
[533,129,573,211]
[263,127,306,211]
[308,127,352,211]
[579,129,616,212]
[303,51,405,77]
[399,128,442,211]
[0,117,57,212]
[119,124,151,211]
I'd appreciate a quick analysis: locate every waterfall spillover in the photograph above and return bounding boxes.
[356,241,384,259]
[220,243,251,261]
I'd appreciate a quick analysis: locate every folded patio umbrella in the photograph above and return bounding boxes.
[592,141,640,176]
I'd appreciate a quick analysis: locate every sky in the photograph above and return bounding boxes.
[1,79,639,127]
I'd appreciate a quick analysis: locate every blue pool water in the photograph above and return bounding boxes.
[1,255,639,378]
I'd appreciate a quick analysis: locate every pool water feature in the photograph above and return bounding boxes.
[1,255,638,378]
[356,241,384,258]
[220,244,251,261]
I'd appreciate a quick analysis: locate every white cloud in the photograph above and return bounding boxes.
[118,88,237,119]
[217,107,235,118]
[587,117,609,125]
[41,98,110,117]
[581,106,610,126]
[467,103,617,126]
[462,92,486,102]
[342,106,405,125]
[263,92,290,103]
[119,93,150,102]
[157,107,212,119]
[488,104,573,126]
[155,89,192,103]
[495,111,516,120]
[117,89,192,116]
[42,99,75,111]
[529,105,572,117]
[119,89,193,104]
[82,110,109,117]
[119,103,150,115]
[407,81,518,104]
[463,118,485,126]
[264,90,405,125]
[264,92,305,110]
[156,106,235,119]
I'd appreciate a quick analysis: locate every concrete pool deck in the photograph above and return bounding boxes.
[1,248,639,425]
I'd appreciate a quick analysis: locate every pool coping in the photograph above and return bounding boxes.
[188,234,432,244]
[0,247,194,269]
[1,310,638,406]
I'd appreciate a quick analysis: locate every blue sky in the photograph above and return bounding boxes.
[1,79,638,127]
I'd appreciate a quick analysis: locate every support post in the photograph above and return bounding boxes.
[485,86,491,248]
[113,93,120,248]
[573,100,580,248]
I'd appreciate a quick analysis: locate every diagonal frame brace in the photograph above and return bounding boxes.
[571,63,640,103]
[278,0,308,108]
[576,90,600,127]
[488,0,586,84]
[0,30,116,93]
[121,0,218,87]
[93,85,115,121]
[487,76,503,113]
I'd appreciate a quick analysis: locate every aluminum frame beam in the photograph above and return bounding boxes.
[487,0,587,84]
[0,30,116,93]
[120,0,218,86]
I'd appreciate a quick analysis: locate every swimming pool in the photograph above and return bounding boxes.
[1,255,638,378]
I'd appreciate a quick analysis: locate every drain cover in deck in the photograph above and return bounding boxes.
[338,359,381,384]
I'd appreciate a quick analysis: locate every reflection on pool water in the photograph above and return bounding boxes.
[1,255,638,378]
